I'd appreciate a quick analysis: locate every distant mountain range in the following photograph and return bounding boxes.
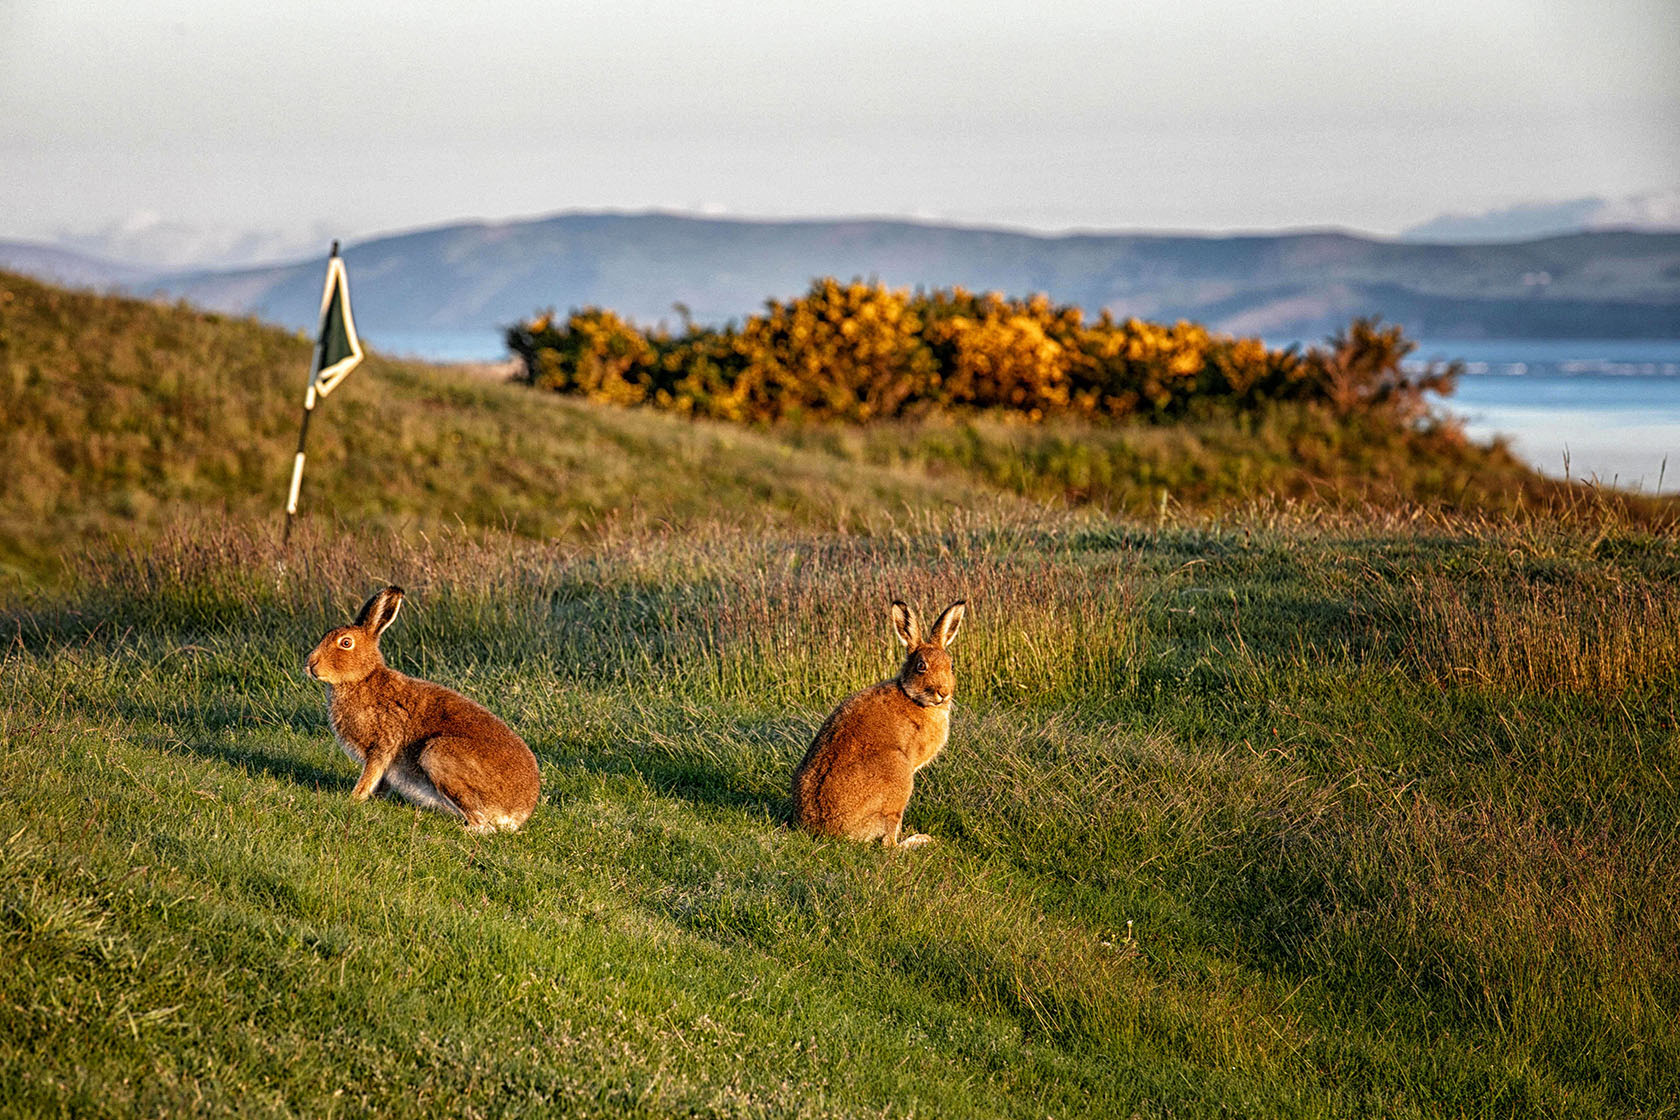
[5,211,1680,344]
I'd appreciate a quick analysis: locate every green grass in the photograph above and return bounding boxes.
[3,513,1677,1118]
[772,409,1556,517]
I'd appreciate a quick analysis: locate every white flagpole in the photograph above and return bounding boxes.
[282,241,339,547]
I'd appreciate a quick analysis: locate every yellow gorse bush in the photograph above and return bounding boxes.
[507,279,1457,425]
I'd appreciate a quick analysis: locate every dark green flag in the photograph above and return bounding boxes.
[285,245,363,540]
[312,253,363,397]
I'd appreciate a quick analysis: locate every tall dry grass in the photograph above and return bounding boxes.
[1402,570,1680,694]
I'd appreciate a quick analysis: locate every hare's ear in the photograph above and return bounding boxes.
[930,600,966,648]
[890,600,920,647]
[354,586,405,637]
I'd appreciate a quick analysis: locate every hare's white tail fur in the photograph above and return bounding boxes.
[466,813,526,835]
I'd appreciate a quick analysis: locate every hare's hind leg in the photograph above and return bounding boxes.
[856,809,932,849]
[853,811,900,846]
[877,780,930,849]
[419,737,528,833]
[377,753,466,821]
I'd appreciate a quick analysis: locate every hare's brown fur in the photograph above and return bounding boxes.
[792,600,965,848]
[306,587,540,833]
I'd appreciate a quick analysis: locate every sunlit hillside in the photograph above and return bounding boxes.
[0,272,1029,582]
[0,271,1659,585]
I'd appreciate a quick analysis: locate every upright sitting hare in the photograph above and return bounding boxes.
[792,599,966,848]
[305,586,540,833]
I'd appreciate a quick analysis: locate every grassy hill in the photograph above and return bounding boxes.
[2,274,1677,1116]
[0,271,1035,583]
[0,270,1650,583]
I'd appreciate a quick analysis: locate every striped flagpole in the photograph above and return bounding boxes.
[282,380,320,545]
[282,241,341,547]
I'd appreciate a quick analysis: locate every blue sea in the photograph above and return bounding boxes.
[1413,340,1680,494]
[366,329,1680,495]
[362,328,510,364]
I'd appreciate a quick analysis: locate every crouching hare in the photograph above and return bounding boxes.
[792,599,965,849]
[305,586,540,833]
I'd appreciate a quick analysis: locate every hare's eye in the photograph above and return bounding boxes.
[913,655,927,674]
[338,635,354,650]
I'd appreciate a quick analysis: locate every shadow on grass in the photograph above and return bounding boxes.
[100,688,345,791]
[561,750,793,824]
[158,733,346,791]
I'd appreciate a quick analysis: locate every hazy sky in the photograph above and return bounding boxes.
[2,0,1676,247]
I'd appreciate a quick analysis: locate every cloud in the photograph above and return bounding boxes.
[1403,189,1680,243]
[50,213,337,270]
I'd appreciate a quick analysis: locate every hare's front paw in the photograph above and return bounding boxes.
[898,833,934,850]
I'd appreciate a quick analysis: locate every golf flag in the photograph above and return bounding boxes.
[283,242,362,543]
[311,249,363,397]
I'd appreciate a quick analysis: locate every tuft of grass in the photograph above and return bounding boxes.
[1404,569,1680,694]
